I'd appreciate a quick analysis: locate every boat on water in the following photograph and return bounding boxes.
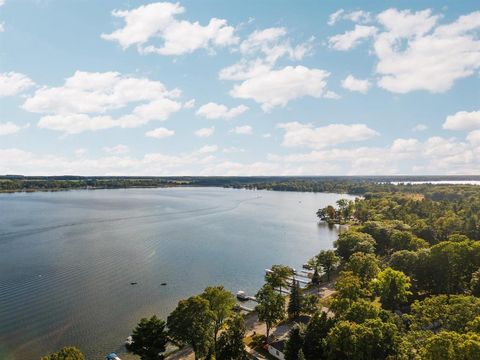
[236,290,249,301]
[125,336,133,346]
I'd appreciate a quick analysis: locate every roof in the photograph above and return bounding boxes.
[269,339,286,352]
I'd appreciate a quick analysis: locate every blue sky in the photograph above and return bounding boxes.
[0,0,479,175]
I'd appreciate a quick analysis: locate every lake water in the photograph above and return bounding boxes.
[0,187,353,360]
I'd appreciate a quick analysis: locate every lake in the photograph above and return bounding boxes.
[0,187,354,360]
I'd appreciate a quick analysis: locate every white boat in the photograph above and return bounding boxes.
[236,290,249,301]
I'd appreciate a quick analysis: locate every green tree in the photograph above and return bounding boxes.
[411,295,480,333]
[345,252,380,284]
[326,319,399,360]
[334,231,376,261]
[200,286,236,357]
[330,271,367,314]
[288,280,303,319]
[470,268,480,296]
[419,331,480,360]
[284,324,305,360]
[167,295,214,360]
[127,315,167,360]
[255,284,285,342]
[372,267,412,311]
[40,347,85,360]
[302,311,335,360]
[389,250,418,279]
[316,250,340,281]
[216,315,248,360]
[341,299,380,324]
[302,294,320,315]
[265,264,294,294]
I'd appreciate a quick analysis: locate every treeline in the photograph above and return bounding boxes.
[2,175,480,194]
[302,185,480,359]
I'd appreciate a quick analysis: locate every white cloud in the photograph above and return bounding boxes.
[194,126,215,137]
[0,22,4,32]
[375,9,480,93]
[231,125,253,135]
[390,138,420,153]
[145,127,175,138]
[198,145,218,153]
[278,122,379,149]
[0,122,28,135]
[239,27,312,64]
[196,102,248,119]
[412,124,428,132]
[328,9,480,94]
[103,144,129,154]
[24,71,182,134]
[328,9,371,26]
[328,9,345,26]
[0,1,5,7]
[74,148,87,157]
[219,25,313,84]
[101,2,238,56]
[230,66,330,111]
[341,75,371,94]
[0,72,35,96]
[324,91,341,100]
[38,114,117,134]
[467,130,480,146]
[443,110,480,130]
[328,25,377,51]
[0,146,220,176]
[223,146,245,153]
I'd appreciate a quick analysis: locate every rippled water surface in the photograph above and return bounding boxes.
[0,187,353,360]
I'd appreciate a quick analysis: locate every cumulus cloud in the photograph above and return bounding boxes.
[0,146,219,176]
[0,122,28,135]
[443,110,480,130]
[230,125,252,135]
[0,72,35,96]
[219,27,313,82]
[101,2,238,55]
[230,66,330,111]
[24,71,182,134]
[196,102,248,119]
[328,9,371,26]
[145,127,175,138]
[341,75,371,94]
[328,25,377,51]
[413,124,428,132]
[194,126,215,137]
[277,122,379,149]
[328,9,480,94]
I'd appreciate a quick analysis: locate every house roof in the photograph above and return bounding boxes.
[269,339,286,352]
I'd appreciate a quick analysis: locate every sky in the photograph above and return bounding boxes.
[0,0,479,176]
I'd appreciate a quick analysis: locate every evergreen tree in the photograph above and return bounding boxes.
[284,324,305,360]
[288,280,303,319]
[127,315,167,360]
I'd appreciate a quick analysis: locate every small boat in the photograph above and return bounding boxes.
[161,282,167,286]
[236,291,249,301]
[130,282,137,285]
[125,336,133,346]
